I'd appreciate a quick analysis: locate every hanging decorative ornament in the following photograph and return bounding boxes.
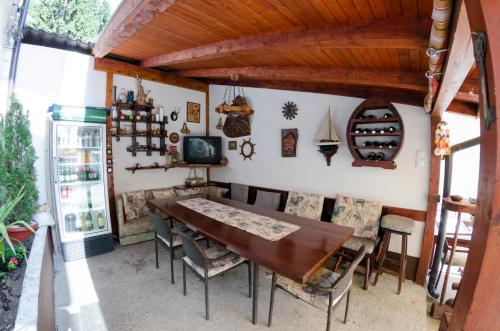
[181,122,191,134]
[216,118,224,130]
[215,74,254,138]
[282,101,298,120]
[434,121,451,159]
[170,107,179,121]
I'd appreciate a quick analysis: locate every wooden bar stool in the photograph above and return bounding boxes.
[373,214,415,294]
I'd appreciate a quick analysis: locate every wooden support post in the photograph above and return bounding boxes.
[105,72,118,236]
[416,116,442,285]
[447,0,500,329]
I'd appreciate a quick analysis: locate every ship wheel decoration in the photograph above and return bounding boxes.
[240,138,256,160]
[282,101,298,120]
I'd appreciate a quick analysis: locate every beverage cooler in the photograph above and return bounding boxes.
[47,105,113,261]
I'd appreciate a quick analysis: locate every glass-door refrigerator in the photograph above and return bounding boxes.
[48,105,113,261]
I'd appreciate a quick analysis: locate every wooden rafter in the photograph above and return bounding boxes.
[93,0,177,58]
[141,19,430,68]
[179,66,427,92]
[432,0,475,116]
[94,57,208,92]
[209,79,477,116]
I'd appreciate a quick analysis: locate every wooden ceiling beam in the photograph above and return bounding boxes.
[141,19,430,68]
[179,66,427,92]
[432,0,475,115]
[94,57,208,92]
[93,0,177,58]
[209,79,477,116]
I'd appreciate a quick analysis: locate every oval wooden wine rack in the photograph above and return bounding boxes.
[346,98,404,170]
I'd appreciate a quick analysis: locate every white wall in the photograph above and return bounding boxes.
[15,44,107,205]
[209,85,431,257]
[112,74,206,194]
[14,44,207,205]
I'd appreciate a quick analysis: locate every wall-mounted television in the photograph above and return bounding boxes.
[183,136,222,164]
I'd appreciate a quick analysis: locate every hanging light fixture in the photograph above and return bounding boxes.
[215,75,254,138]
[434,121,451,158]
[215,74,254,116]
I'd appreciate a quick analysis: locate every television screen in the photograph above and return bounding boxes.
[183,136,222,164]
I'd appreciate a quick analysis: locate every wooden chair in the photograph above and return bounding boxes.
[177,227,252,320]
[268,246,366,331]
[149,211,205,284]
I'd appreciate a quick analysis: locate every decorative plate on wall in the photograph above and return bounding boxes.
[169,132,180,143]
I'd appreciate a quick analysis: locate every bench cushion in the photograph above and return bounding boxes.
[342,236,377,254]
[277,268,346,312]
[381,214,415,234]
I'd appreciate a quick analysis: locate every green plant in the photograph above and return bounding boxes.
[0,186,35,262]
[27,0,110,42]
[0,94,38,224]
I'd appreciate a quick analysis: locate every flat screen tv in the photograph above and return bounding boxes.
[183,136,222,164]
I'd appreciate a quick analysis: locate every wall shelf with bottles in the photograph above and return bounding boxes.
[112,102,168,156]
[346,98,404,170]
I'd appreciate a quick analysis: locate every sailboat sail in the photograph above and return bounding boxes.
[314,107,340,146]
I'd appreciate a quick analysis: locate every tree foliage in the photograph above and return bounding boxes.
[27,0,110,42]
[0,95,38,223]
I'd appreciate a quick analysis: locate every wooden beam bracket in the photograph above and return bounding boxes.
[472,31,496,128]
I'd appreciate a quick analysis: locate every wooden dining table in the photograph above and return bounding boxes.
[147,194,354,324]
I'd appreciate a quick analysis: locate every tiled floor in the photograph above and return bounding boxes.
[55,241,431,331]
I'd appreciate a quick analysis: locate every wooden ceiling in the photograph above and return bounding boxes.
[94,0,478,113]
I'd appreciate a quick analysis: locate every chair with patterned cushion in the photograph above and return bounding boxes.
[331,195,382,290]
[230,183,249,203]
[284,191,324,220]
[254,190,281,211]
[373,214,415,294]
[149,211,205,284]
[177,227,251,320]
[268,246,366,331]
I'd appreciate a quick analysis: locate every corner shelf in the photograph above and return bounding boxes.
[346,98,404,170]
[125,163,226,174]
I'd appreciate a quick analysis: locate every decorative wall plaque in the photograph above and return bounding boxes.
[281,129,298,157]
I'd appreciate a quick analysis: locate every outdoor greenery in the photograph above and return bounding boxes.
[0,95,38,224]
[27,0,110,42]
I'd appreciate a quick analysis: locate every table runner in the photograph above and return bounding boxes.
[176,198,300,241]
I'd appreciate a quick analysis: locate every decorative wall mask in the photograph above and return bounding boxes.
[181,122,191,134]
[240,138,256,160]
[186,102,201,123]
[170,107,180,121]
[281,129,298,157]
[434,121,451,159]
[282,101,298,120]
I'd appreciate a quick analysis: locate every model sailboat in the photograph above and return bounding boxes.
[315,106,340,166]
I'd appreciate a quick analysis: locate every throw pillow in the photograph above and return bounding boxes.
[122,190,148,222]
[284,191,324,220]
[331,195,382,240]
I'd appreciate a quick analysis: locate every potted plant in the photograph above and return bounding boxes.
[0,95,39,240]
[0,186,34,262]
